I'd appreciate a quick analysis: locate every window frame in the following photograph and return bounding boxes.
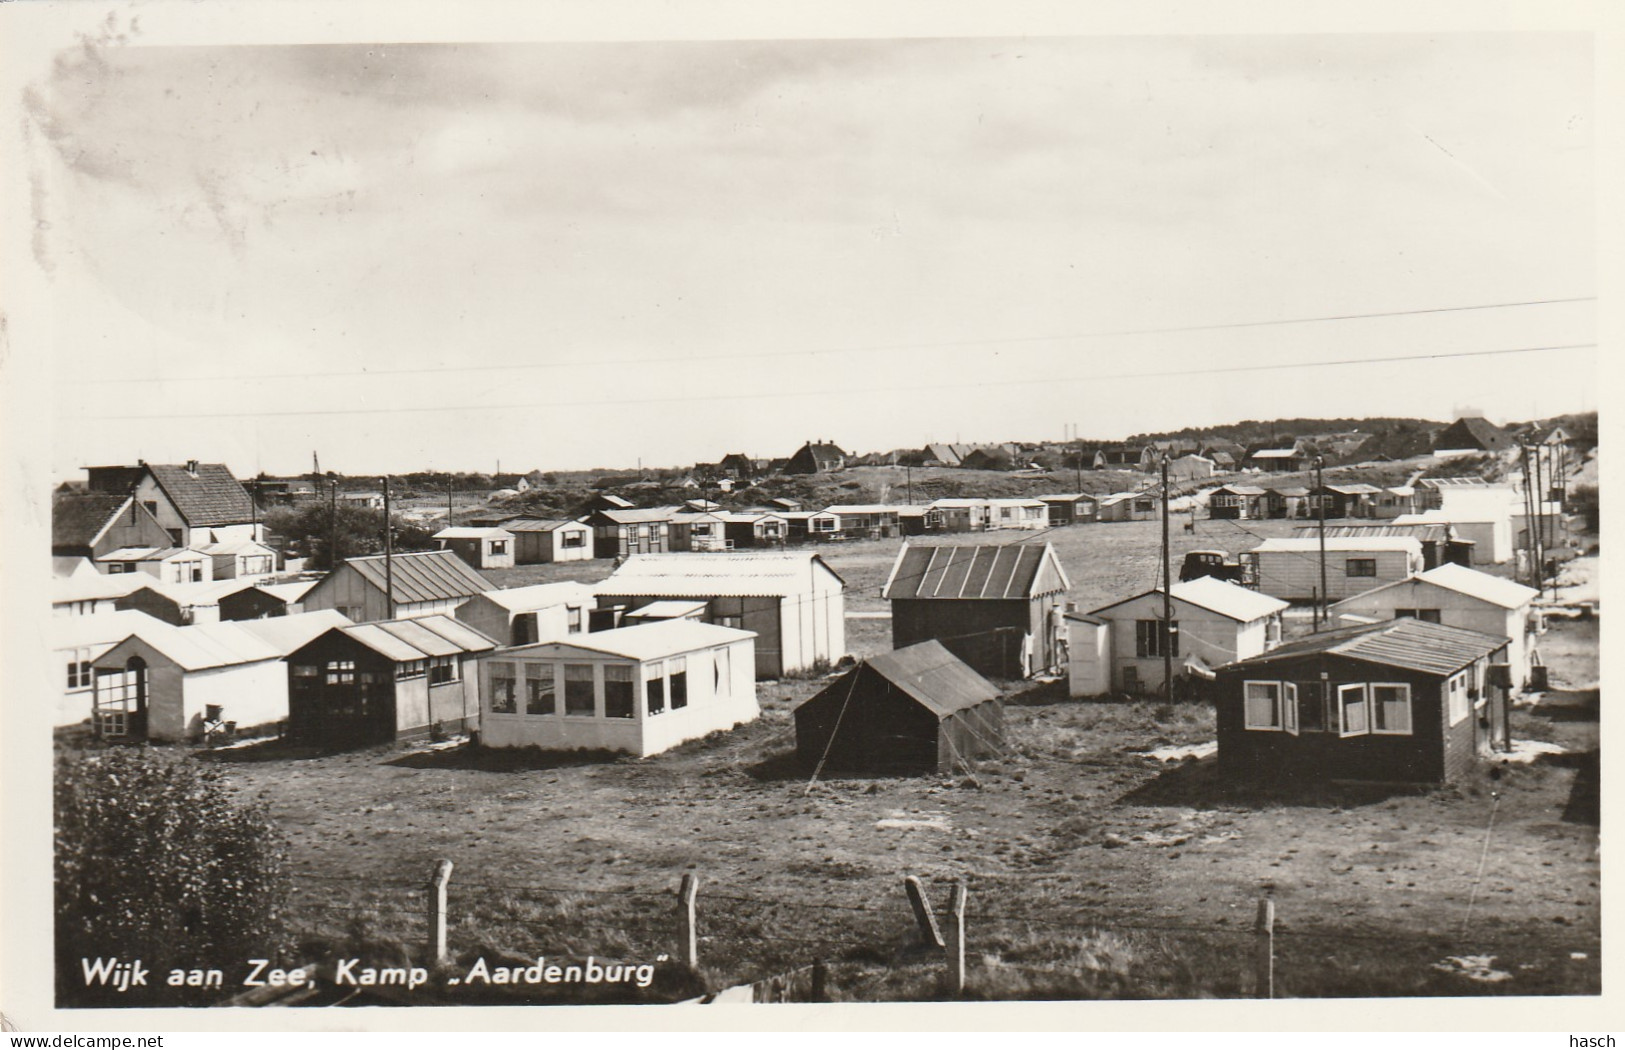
[1370,682,1413,735]
[603,663,635,719]
[1134,619,1179,659]
[1446,670,1471,726]
[563,663,596,716]
[1337,683,1370,738]
[645,660,666,716]
[524,664,556,716]
[1243,680,1283,731]
[488,661,517,715]
[1345,558,1378,578]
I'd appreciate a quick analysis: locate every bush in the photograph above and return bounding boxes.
[1570,484,1598,534]
[55,748,291,1006]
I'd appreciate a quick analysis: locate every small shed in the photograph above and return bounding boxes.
[722,512,790,549]
[1096,492,1160,523]
[285,614,497,747]
[883,541,1071,678]
[301,549,493,622]
[587,507,675,560]
[792,640,1004,775]
[927,498,993,532]
[502,518,594,563]
[99,546,213,585]
[1214,617,1511,784]
[475,619,758,757]
[821,505,903,540]
[434,526,517,570]
[1208,484,1268,520]
[456,581,595,645]
[1292,523,1471,571]
[669,512,733,552]
[1242,536,1425,602]
[195,539,279,580]
[987,498,1048,530]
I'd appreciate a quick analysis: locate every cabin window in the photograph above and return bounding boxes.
[489,662,516,714]
[107,563,132,574]
[1394,609,1442,624]
[1243,681,1283,730]
[324,659,356,686]
[1446,671,1470,725]
[1371,683,1412,735]
[429,655,459,685]
[1134,500,1153,513]
[604,664,634,719]
[66,650,94,690]
[1345,559,1377,578]
[812,517,836,533]
[1337,684,1370,737]
[645,662,666,716]
[243,555,274,575]
[489,540,508,556]
[525,665,555,716]
[564,664,596,715]
[1135,620,1179,658]
[562,531,585,548]
[636,525,650,540]
[670,656,688,709]
[567,607,583,634]
[292,663,319,678]
[397,659,426,680]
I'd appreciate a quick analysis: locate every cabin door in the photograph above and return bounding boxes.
[94,656,148,740]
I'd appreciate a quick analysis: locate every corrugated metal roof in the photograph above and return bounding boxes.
[52,572,160,605]
[627,599,710,619]
[340,623,424,663]
[1214,484,1269,496]
[855,639,1000,717]
[259,580,317,604]
[594,507,679,525]
[235,610,354,655]
[1094,577,1288,622]
[1034,493,1094,503]
[1230,617,1506,676]
[100,546,204,563]
[335,614,497,662]
[52,609,169,651]
[478,582,594,612]
[434,527,516,540]
[1252,537,1423,554]
[146,463,256,527]
[824,505,903,515]
[341,549,493,605]
[502,619,755,662]
[100,620,284,671]
[595,552,844,598]
[501,518,587,533]
[1293,523,1452,543]
[882,542,1069,600]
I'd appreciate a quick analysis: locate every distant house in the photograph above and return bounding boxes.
[924,443,967,468]
[1214,618,1512,784]
[98,546,214,585]
[793,640,1004,775]
[592,552,846,678]
[52,571,152,619]
[1200,440,1246,465]
[1260,486,1311,520]
[1093,447,1138,470]
[1208,451,1238,472]
[587,507,676,560]
[53,609,167,728]
[882,542,1070,679]
[1305,483,1381,519]
[284,615,497,747]
[1291,523,1471,572]
[579,493,637,515]
[987,498,1048,530]
[85,461,265,548]
[718,453,760,479]
[820,505,903,540]
[456,581,595,646]
[1243,536,1425,602]
[301,549,493,622]
[1246,448,1308,473]
[722,511,791,549]
[927,498,993,533]
[768,497,803,512]
[1371,486,1421,519]
[1329,563,1539,689]
[897,505,945,536]
[1208,484,1268,520]
[340,491,386,510]
[501,518,594,563]
[135,578,315,625]
[475,620,758,757]
[195,539,280,580]
[1433,417,1515,457]
[1096,491,1160,523]
[784,441,848,474]
[960,447,1016,471]
[1070,577,1287,698]
[669,512,733,552]
[1035,493,1098,527]
[1167,454,1216,482]
[89,610,353,742]
[1140,441,1200,471]
[1393,511,1511,566]
[52,493,172,563]
[434,526,517,570]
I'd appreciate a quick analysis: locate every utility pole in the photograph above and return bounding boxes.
[383,476,395,615]
[1520,445,1541,596]
[327,473,339,572]
[1161,454,1174,705]
[905,464,913,506]
[1315,456,1328,631]
[447,476,454,528]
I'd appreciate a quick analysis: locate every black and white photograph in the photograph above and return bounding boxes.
[0,0,1615,1033]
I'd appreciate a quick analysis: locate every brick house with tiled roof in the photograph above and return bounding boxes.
[86,461,265,548]
[52,493,172,563]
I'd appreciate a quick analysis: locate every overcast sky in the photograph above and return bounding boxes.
[27,30,1595,478]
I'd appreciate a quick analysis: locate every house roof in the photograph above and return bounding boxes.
[849,639,1000,718]
[330,614,498,663]
[1092,577,1288,622]
[595,552,844,598]
[501,518,587,533]
[144,463,256,526]
[52,571,157,605]
[627,599,711,619]
[1034,493,1094,503]
[1414,563,1539,608]
[1227,617,1507,677]
[434,526,516,540]
[194,540,277,557]
[987,498,1046,508]
[823,504,902,515]
[338,549,494,604]
[235,610,355,655]
[594,507,678,525]
[52,609,170,651]
[259,580,318,604]
[100,620,284,672]
[1295,523,1453,544]
[929,498,991,508]
[476,582,595,613]
[1434,416,1515,453]
[99,546,206,563]
[1250,537,1423,554]
[502,618,755,662]
[1213,484,1269,496]
[54,555,99,580]
[1250,449,1301,459]
[882,542,1070,601]
[52,493,132,549]
[768,497,802,509]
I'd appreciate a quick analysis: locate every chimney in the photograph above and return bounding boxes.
[186,459,199,475]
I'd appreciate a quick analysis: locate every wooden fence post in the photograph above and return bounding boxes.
[1253,897,1274,999]
[679,873,700,970]
[946,881,968,995]
[903,875,945,948]
[428,859,453,966]
[811,959,828,1003]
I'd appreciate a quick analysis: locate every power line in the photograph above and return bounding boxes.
[77,341,1597,423]
[82,296,1595,387]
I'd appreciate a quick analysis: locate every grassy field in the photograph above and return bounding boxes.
[186,604,1599,1003]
